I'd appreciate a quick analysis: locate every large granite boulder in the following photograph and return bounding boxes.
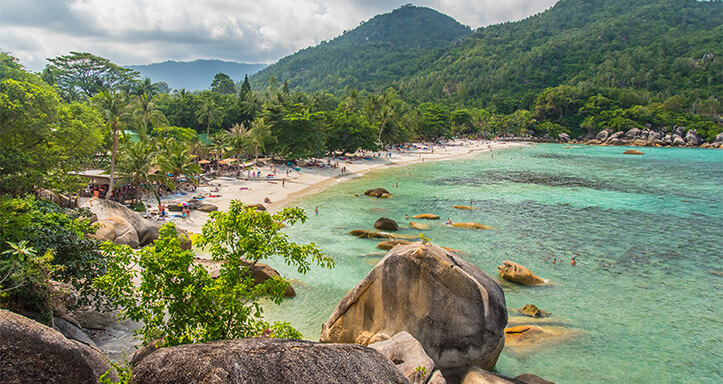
[375,217,399,231]
[672,134,686,146]
[685,129,703,146]
[451,222,494,230]
[558,133,571,142]
[624,128,641,139]
[673,125,686,137]
[497,261,547,285]
[349,230,413,240]
[129,338,408,384]
[623,149,644,155]
[715,132,723,144]
[409,221,430,230]
[413,213,440,220]
[519,304,550,318]
[197,203,218,212]
[595,130,609,142]
[91,216,140,248]
[320,243,507,381]
[462,368,555,384]
[0,310,112,384]
[369,331,435,383]
[80,198,159,246]
[377,240,414,250]
[245,203,266,211]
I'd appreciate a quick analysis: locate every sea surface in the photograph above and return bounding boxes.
[264,144,722,384]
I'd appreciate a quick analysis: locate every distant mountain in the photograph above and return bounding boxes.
[127,60,267,91]
[250,4,471,94]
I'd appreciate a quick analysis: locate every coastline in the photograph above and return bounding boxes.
[171,139,527,234]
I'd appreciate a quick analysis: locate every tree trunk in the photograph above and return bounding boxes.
[206,120,210,139]
[107,127,118,199]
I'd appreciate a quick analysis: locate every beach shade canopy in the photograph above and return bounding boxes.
[198,160,211,164]
[224,158,238,163]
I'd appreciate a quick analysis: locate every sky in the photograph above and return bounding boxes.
[0,0,558,72]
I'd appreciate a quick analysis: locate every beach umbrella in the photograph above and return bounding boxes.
[177,202,187,207]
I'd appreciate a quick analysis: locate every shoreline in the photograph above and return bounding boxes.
[169,140,527,234]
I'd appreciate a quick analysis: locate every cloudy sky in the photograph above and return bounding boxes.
[1,0,557,71]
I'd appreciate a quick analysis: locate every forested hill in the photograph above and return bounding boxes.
[399,0,723,112]
[128,60,266,91]
[250,4,471,93]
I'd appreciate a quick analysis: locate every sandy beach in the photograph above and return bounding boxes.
[165,139,526,234]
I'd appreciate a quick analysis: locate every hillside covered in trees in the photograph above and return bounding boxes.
[250,4,472,94]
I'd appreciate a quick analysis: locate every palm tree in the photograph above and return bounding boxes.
[225,123,250,170]
[133,93,168,139]
[196,98,222,138]
[94,91,130,198]
[209,134,231,161]
[114,140,173,205]
[247,119,272,163]
[157,140,203,189]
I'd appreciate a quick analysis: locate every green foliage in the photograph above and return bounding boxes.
[413,103,451,140]
[43,51,138,101]
[99,360,132,384]
[211,73,236,95]
[0,196,101,322]
[95,202,333,346]
[326,107,378,154]
[151,125,197,142]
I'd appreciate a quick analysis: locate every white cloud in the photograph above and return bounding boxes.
[0,0,558,71]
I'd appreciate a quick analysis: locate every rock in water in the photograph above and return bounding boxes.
[515,373,556,384]
[320,243,507,381]
[409,221,430,230]
[452,205,475,210]
[498,261,547,285]
[374,217,399,231]
[623,149,644,155]
[369,331,435,383]
[365,188,393,198]
[519,304,551,318]
[451,222,494,230]
[129,338,408,384]
[462,367,523,384]
[0,310,113,384]
[413,213,440,219]
[377,240,414,250]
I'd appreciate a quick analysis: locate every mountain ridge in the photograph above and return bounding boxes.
[127,59,266,91]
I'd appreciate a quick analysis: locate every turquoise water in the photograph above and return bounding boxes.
[264,144,722,384]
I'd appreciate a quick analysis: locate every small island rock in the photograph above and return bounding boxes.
[374,217,399,231]
[413,213,440,219]
[498,261,547,285]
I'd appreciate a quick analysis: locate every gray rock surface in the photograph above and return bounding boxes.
[0,310,112,384]
[624,128,641,139]
[370,331,434,383]
[320,243,507,381]
[557,133,571,142]
[715,132,723,144]
[129,338,408,384]
[685,129,703,146]
[595,130,610,142]
[673,125,686,137]
[80,198,160,246]
[672,134,686,146]
[462,367,523,384]
[91,216,140,248]
[53,316,97,348]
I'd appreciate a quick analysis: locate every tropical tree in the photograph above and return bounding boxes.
[196,97,223,138]
[247,118,273,163]
[133,93,168,139]
[95,202,334,346]
[93,91,131,198]
[42,52,138,101]
[114,140,171,204]
[211,73,236,95]
[156,140,202,188]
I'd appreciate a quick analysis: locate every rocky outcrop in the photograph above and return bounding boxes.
[80,198,160,247]
[413,213,440,220]
[595,130,610,142]
[377,240,414,250]
[365,188,393,198]
[558,133,571,142]
[498,261,547,285]
[91,216,140,248]
[461,368,556,384]
[409,221,430,230]
[36,189,75,207]
[685,129,703,146]
[369,331,435,383]
[673,125,686,138]
[197,203,218,212]
[131,339,164,367]
[671,134,686,146]
[320,243,507,381]
[515,374,556,384]
[129,338,408,384]
[451,222,494,230]
[623,149,644,155]
[0,310,113,384]
[374,217,399,231]
[715,132,723,144]
[519,304,550,318]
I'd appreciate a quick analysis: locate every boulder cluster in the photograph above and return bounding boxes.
[559,126,722,148]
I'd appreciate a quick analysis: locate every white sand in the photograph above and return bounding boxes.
[165,139,526,234]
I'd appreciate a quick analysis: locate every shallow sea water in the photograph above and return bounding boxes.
[263,144,722,384]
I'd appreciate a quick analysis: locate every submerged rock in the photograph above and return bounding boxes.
[365,188,393,198]
[623,149,644,155]
[374,217,399,231]
[377,240,414,250]
[409,221,430,230]
[451,222,493,230]
[320,243,507,381]
[129,338,408,384]
[452,205,475,210]
[349,230,413,239]
[413,213,440,220]
[498,261,547,285]
[0,310,113,384]
[519,304,551,318]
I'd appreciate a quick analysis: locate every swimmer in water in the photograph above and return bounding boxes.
[571,256,577,266]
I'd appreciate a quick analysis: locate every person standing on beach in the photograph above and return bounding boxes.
[315,207,319,215]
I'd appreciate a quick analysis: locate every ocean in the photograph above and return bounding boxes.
[264,144,723,384]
